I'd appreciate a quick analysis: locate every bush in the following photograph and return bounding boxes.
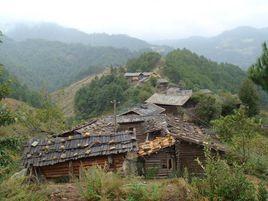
[258,182,267,201]
[193,148,258,201]
[0,136,24,181]
[125,182,162,201]
[144,167,159,179]
[78,166,125,201]
[194,94,222,126]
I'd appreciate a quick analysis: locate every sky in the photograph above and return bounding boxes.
[0,0,268,40]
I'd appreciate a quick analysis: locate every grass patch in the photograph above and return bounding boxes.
[77,166,203,201]
[0,177,48,201]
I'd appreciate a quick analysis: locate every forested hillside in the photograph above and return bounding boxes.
[163,49,246,93]
[154,26,268,68]
[0,37,136,91]
[74,51,247,119]
[0,65,44,107]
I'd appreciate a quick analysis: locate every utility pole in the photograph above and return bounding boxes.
[111,100,119,134]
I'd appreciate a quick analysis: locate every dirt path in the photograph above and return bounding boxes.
[49,183,85,201]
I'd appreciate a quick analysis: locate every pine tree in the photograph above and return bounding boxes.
[239,79,260,116]
[248,42,268,92]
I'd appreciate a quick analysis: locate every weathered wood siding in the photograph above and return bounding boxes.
[39,154,125,179]
[118,123,146,143]
[155,104,178,115]
[177,141,205,174]
[143,147,176,178]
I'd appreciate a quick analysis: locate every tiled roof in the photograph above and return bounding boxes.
[146,93,192,106]
[167,116,226,152]
[119,103,165,116]
[23,131,137,167]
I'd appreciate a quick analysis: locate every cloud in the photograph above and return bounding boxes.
[0,0,267,40]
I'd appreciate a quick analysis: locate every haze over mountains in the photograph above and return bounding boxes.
[154,26,268,68]
[5,23,154,51]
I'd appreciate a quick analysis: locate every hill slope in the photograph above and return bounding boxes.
[51,69,110,117]
[0,37,135,91]
[154,26,268,68]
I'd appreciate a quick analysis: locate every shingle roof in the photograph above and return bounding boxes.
[75,116,114,135]
[167,116,226,152]
[166,88,192,96]
[23,131,137,167]
[119,103,165,116]
[145,93,192,106]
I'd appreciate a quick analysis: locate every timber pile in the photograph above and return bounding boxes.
[138,135,175,156]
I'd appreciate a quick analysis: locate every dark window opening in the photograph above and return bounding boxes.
[168,158,173,170]
[128,127,134,132]
[147,130,161,141]
[161,159,167,169]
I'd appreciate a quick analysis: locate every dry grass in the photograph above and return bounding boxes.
[50,69,110,117]
[0,177,49,201]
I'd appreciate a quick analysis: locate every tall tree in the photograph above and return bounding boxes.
[239,79,260,116]
[248,42,268,92]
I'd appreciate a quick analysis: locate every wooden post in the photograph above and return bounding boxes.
[111,100,119,134]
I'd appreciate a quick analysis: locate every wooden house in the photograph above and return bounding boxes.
[156,78,169,91]
[145,91,192,115]
[23,131,137,180]
[137,116,225,178]
[117,103,166,143]
[124,72,157,83]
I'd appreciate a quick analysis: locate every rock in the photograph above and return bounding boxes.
[11,168,27,179]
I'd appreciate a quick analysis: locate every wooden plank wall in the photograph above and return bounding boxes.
[118,123,146,143]
[177,141,205,174]
[39,154,125,179]
[144,147,176,178]
[155,105,178,115]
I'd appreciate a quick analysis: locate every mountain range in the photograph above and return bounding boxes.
[5,22,168,52]
[1,23,268,93]
[0,37,136,91]
[153,26,268,68]
[6,23,268,69]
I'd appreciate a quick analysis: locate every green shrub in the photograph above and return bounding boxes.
[78,166,125,201]
[194,148,258,201]
[0,136,24,181]
[145,167,159,179]
[258,182,267,201]
[125,182,162,201]
[194,94,222,126]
